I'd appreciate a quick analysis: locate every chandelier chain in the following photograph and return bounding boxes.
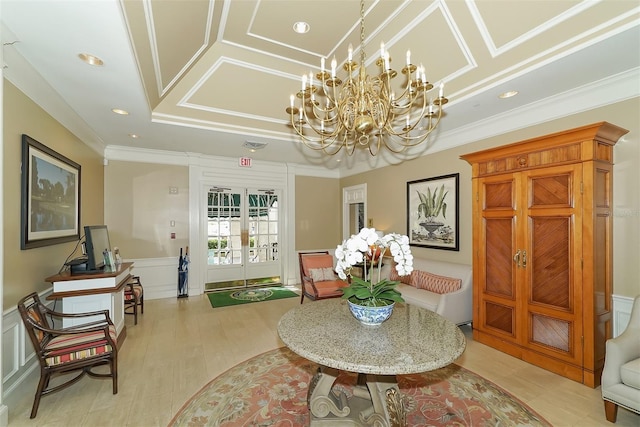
[359,0,366,64]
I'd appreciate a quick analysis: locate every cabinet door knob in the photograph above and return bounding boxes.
[513,249,521,268]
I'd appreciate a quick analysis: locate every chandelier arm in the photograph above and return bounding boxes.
[299,93,345,140]
[296,130,346,155]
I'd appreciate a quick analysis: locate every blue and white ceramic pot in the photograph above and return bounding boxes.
[347,300,395,325]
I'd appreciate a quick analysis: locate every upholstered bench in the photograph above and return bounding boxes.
[380,257,472,325]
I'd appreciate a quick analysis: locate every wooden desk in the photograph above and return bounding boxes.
[278,299,466,426]
[45,262,133,341]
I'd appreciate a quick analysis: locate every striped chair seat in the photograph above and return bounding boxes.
[125,285,142,301]
[44,325,117,366]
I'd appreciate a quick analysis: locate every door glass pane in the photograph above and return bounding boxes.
[207,190,242,265]
[247,191,278,263]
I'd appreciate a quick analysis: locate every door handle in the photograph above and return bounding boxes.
[513,250,521,268]
[522,250,527,268]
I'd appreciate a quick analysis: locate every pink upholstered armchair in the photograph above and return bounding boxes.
[298,251,349,303]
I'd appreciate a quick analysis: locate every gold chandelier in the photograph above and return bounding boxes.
[285,0,448,156]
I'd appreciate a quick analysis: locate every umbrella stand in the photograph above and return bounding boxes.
[178,246,189,298]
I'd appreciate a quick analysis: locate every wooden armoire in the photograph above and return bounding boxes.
[460,122,628,387]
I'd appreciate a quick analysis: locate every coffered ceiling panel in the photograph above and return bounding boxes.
[149,0,215,93]
[185,60,292,120]
[473,0,579,49]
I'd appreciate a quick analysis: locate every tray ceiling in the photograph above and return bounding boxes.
[2,0,639,172]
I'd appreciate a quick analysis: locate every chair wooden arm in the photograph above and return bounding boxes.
[28,318,113,336]
[42,305,113,320]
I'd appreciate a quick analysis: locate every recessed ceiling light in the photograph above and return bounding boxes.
[129,134,140,139]
[498,90,519,99]
[111,108,129,115]
[78,53,104,66]
[293,21,310,34]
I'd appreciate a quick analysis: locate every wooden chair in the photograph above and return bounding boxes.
[124,275,144,324]
[17,292,118,418]
[298,251,349,303]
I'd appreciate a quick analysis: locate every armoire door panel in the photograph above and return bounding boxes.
[530,216,571,310]
[484,301,515,336]
[484,181,514,209]
[484,218,515,298]
[530,173,572,207]
[530,313,572,353]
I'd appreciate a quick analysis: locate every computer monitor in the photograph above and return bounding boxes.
[84,225,111,271]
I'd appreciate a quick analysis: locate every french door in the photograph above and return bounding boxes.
[205,187,280,290]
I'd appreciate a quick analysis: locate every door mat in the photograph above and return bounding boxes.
[207,287,298,308]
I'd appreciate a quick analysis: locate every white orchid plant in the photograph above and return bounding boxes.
[335,228,414,307]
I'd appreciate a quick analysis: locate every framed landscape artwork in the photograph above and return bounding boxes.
[21,134,81,249]
[407,173,459,251]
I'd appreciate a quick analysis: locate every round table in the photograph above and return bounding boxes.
[278,298,466,426]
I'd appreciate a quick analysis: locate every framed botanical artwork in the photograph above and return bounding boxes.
[21,134,81,249]
[407,173,459,251]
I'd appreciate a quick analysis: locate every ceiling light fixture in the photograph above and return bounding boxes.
[293,21,310,34]
[285,0,447,156]
[499,90,519,99]
[78,53,104,66]
[111,108,129,115]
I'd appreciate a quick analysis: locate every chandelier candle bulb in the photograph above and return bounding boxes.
[439,82,444,98]
[331,57,337,78]
[348,44,353,61]
[406,50,411,67]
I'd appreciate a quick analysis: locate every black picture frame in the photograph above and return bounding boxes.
[21,134,81,249]
[407,173,459,251]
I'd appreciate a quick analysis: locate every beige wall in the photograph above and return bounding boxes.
[295,176,341,250]
[104,160,189,259]
[2,81,105,309]
[341,97,640,298]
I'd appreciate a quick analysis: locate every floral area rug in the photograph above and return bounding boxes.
[169,347,551,427]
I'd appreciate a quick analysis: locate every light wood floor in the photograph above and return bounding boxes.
[5,293,639,426]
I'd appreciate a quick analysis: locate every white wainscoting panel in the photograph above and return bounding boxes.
[612,294,636,338]
[125,257,180,300]
[2,290,53,399]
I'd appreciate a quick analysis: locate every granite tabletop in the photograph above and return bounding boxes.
[277,298,466,375]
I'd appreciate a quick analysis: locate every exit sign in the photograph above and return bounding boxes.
[239,157,252,167]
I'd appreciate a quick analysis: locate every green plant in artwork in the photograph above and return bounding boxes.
[416,184,448,222]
